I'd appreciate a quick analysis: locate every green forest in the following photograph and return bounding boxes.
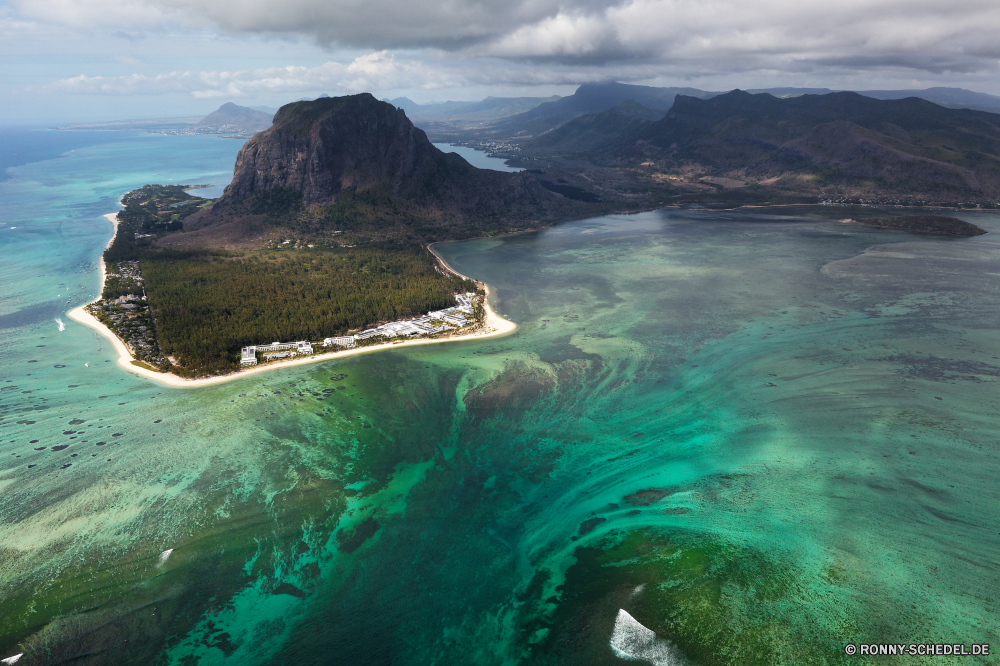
[141,245,476,376]
[104,184,213,263]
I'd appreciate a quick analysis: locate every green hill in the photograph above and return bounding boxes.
[523,90,1000,201]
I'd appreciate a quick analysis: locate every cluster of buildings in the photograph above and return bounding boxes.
[111,294,145,310]
[150,125,262,138]
[91,295,166,367]
[240,340,314,366]
[240,293,477,367]
[110,261,144,282]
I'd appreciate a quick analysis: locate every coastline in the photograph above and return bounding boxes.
[68,213,517,389]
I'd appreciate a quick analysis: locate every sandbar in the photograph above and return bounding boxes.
[68,214,517,389]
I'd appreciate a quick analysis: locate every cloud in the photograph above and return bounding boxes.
[13,0,1000,87]
[42,52,462,97]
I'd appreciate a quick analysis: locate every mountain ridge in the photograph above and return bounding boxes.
[520,89,1000,201]
[172,93,589,248]
[196,102,274,131]
[468,82,1000,141]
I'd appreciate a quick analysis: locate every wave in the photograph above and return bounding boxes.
[55,317,65,331]
[610,609,686,665]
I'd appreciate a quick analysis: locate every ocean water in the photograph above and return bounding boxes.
[1,131,998,665]
[432,143,523,172]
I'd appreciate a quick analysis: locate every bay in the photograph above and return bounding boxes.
[432,142,522,172]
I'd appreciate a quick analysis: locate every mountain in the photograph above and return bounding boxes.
[523,101,662,158]
[196,103,274,131]
[643,91,1000,191]
[856,87,1000,114]
[179,93,578,245]
[747,87,836,98]
[385,97,421,114]
[479,82,1000,141]
[746,87,1000,114]
[524,90,1000,200]
[489,82,713,137]
[386,96,561,122]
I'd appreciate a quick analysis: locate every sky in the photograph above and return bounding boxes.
[2,0,1000,124]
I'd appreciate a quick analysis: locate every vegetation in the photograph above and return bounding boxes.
[101,260,144,299]
[140,245,476,376]
[86,296,167,369]
[855,214,987,235]
[95,180,486,377]
[248,185,303,216]
[531,529,881,666]
[104,184,213,262]
[509,89,1000,206]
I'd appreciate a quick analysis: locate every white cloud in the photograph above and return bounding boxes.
[42,52,460,97]
[13,0,1000,108]
[11,0,1000,80]
[487,13,616,58]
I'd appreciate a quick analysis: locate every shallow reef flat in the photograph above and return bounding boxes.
[2,130,998,666]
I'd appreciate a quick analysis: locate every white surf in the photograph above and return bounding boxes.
[609,609,685,665]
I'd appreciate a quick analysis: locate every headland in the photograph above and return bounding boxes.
[67,212,516,388]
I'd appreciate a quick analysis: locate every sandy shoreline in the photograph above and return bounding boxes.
[68,213,517,389]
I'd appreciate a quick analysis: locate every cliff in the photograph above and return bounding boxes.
[197,93,569,242]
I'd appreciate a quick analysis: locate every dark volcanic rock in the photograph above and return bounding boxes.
[219,94,442,205]
[212,93,559,232]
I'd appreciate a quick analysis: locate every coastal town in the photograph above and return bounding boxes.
[84,261,168,370]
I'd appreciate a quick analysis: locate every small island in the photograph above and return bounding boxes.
[853,214,987,236]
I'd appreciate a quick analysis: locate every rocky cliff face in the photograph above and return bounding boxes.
[216,93,551,213]
[219,94,444,205]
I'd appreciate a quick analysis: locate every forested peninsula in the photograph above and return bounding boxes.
[80,94,593,378]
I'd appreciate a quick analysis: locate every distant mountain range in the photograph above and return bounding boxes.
[482,83,713,138]
[195,103,273,131]
[54,102,274,134]
[472,82,1000,139]
[521,89,1000,201]
[384,96,562,123]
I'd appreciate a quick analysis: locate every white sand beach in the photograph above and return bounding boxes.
[67,214,517,389]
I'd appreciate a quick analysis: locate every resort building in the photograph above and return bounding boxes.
[240,347,258,366]
[255,341,296,353]
[323,336,356,348]
[245,293,479,367]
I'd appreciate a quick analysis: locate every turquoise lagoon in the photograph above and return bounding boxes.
[0,130,998,665]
